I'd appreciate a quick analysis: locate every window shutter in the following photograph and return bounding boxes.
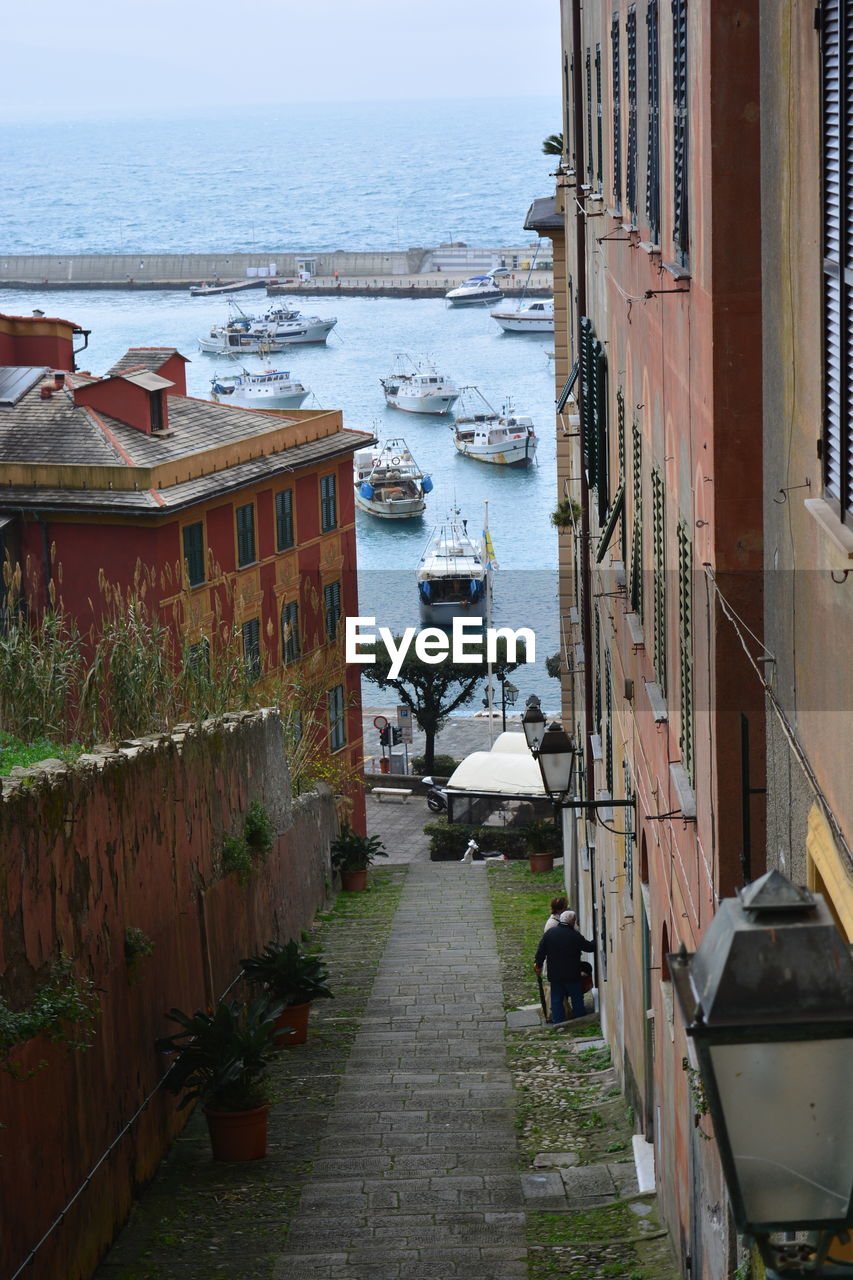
[630,423,644,619]
[652,469,666,695]
[612,15,622,210]
[823,0,853,520]
[626,7,638,222]
[592,338,609,522]
[586,49,594,186]
[605,650,613,794]
[672,0,689,262]
[595,44,604,190]
[580,315,594,474]
[646,0,661,242]
[275,488,294,550]
[677,521,694,781]
[236,504,255,567]
[324,580,342,642]
[321,475,337,532]
[182,522,205,587]
[282,600,300,663]
[242,617,261,682]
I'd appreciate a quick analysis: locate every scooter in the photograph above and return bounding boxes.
[422,776,447,813]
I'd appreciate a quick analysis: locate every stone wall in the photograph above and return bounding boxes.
[0,709,336,1280]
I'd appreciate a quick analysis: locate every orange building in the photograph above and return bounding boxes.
[0,313,371,827]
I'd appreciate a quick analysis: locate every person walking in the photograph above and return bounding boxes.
[544,895,568,933]
[534,910,595,1024]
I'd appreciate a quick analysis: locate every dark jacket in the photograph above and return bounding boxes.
[534,923,595,983]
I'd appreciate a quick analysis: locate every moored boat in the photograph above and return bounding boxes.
[490,297,554,333]
[416,515,488,626]
[452,390,537,467]
[247,301,337,344]
[354,438,432,518]
[445,273,505,306]
[210,367,310,409]
[198,321,290,355]
[381,353,460,415]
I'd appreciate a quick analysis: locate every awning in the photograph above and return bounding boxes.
[557,360,579,412]
[595,482,625,563]
[446,748,546,796]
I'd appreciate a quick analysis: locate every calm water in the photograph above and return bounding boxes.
[0,96,562,708]
[1,98,558,254]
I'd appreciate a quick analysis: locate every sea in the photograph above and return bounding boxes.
[0,96,563,712]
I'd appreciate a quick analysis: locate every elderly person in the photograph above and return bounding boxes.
[534,910,595,1024]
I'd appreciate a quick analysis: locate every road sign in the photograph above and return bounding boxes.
[396,704,413,744]
[373,715,389,730]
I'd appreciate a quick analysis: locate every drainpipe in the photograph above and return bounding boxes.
[569,0,595,817]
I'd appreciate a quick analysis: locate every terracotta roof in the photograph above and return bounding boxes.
[106,348,188,376]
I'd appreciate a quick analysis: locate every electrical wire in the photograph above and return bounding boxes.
[704,566,853,871]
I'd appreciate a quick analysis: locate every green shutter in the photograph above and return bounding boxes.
[276,488,294,550]
[236,504,256,567]
[579,316,593,475]
[651,469,666,695]
[630,423,644,618]
[182,522,205,587]
[282,601,300,663]
[677,521,694,781]
[321,475,337,532]
[324,580,341,641]
[592,339,609,522]
[242,617,261,682]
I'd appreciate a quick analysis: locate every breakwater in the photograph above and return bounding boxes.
[0,245,554,295]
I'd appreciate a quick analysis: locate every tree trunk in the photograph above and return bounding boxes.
[423,729,436,773]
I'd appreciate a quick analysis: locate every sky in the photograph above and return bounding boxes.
[3,0,561,117]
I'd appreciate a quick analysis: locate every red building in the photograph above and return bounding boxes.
[0,313,371,827]
[541,1,766,1275]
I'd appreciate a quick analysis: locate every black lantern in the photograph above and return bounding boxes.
[536,722,577,803]
[521,695,547,753]
[669,870,853,1278]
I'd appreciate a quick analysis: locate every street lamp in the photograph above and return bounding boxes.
[522,695,547,753]
[669,869,853,1279]
[496,673,519,733]
[522,694,633,817]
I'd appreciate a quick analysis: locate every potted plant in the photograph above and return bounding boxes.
[329,821,387,891]
[155,996,282,1161]
[550,497,582,531]
[526,820,557,873]
[241,939,332,1045]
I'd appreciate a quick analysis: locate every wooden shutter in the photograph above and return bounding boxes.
[596,44,604,190]
[580,315,594,474]
[652,470,666,695]
[823,0,853,520]
[242,617,260,682]
[275,488,294,550]
[612,15,622,211]
[182,521,205,587]
[592,338,609,522]
[586,49,594,186]
[646,0,661,243]
[672,0,689,262]
[677,521,694,781]
[236,504,255,567]
[630,423,644,618]
[626,7,638,222]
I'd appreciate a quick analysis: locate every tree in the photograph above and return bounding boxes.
[542,132,564,157]
[362,636,524,772]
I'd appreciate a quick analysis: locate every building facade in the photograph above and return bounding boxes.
[0,314,371,827]
[540,2,767,1276]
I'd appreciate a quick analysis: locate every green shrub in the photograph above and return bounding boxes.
[412,754,459,777]
[424,818,562,861]
[0,953,100,1074]
[222,833,253,884]
[221,802,275,885]
[244,800,275,858]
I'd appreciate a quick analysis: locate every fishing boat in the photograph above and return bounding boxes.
[445,273,505,307]
[416,514,489,626]
[353,438,433,518]
[198,320,290,355]
[380,353,460,415]
[452,389,538,467]
[247,301,337,344]
[490,297,555,333]
[210,367,310,409]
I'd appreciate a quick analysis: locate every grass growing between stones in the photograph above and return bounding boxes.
[93,867,407,1280]
[486,859,566,1011]
[528,1200,672,1280]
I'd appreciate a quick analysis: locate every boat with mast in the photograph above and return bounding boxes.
[452,388,538,466]
[354,438,433,518]
[380,353,460,415]
[416,511,489,626]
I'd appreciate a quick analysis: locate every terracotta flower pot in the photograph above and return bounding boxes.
[528,852,555,874]
[274,1001,310,1046]
[204,1103,269,1161]
[340,868,368,891]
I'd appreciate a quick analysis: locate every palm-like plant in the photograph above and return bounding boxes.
[241,940,333,1007]
[542,132,564,157]
[329,822,387,873]
[155,997,283,1112]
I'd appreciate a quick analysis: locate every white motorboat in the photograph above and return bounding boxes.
[354,438,433,518]
[198,322,290,355]
[490,297,555,333]
[380,354,460,415]
[445,273,505,306]
[210,367,310,409]
[452,389,538,467]
[416,515,489,626]
[247,301,337,344]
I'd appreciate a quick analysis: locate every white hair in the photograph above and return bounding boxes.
[559,910,577,926]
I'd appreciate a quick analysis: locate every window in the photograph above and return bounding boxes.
[672,0,689,263]
[822,0,853,522]
[275,488,294,551]
[677,521,694,781]
[594,606,603,735]
[623,758,635,903]
[586,49,594,187]
[651,468,666,694]
[591,339,609,522]
[595,44,604,191]
[236,503,256,567]
[324,579,342,642]
[646,0,661,243]
[604,650,613,794]
[565,52,575,170]
[186,636,210,679]
[150,391,164,434]
[626,6,638,223]
[182,521,205,587]
[611,14,622,211]
[630,423,644,619]
[328,684,346,752]
[320,474,337,532]
[617,388,627,563]
[242,617,261,682]
[281,600,300,663]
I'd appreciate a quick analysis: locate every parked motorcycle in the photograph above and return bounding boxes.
[422,776,447,813]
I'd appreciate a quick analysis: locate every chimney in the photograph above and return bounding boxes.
[54,371,65,390]
[40,385,53,400]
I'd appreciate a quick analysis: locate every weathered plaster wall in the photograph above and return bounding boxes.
[0,709,336,1280]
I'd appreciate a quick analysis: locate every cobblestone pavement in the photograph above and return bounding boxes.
[271,861,526,1280]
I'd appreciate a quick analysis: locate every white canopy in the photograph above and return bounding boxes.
[446,743,545,796]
